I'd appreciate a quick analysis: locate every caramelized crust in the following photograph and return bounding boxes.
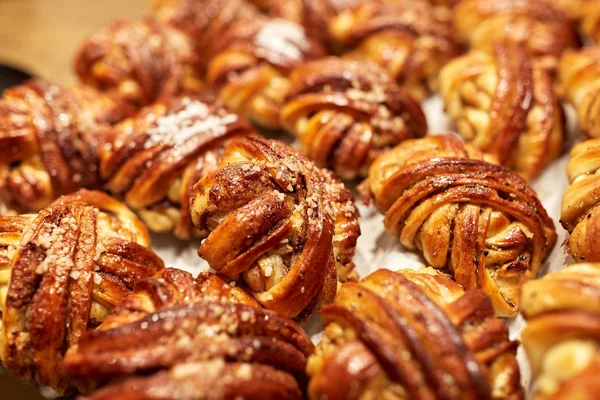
[360,134,557,317]
[0,190,164,395]
[63,269,314,400]
[281,57,427,180]
[0,80,131,213]
[99,95,256,239]
[307,268,523,400]
[559,46,600,139]
[439,44,565,180]
[521,263,600,400]
[453,0,578,71]
[328,0,461,100]
[74,18,202,107]
[190,136,360,320]
[560,138,600,261]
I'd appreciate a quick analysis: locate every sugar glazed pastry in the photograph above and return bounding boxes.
[63,269,314,400]
[0,80,132,213]
[559,46,600,139]
[74,18,203,107]
[190,136,360,321]
[361,134,557,317]
[307,267,523,400]
[521,263,600,399]
[328,0,461,100]
[439,43,565,180]
[560,138,600,262]
[99,95,256,239]
[452,0,578,70]
[0,190,164,395]
[281,58,427,180]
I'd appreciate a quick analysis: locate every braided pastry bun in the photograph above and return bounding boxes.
[559,46,600,139]
[281,58,427,180]
[521,263,600,399]
[360,134,557,317]
[328,0,461,100]
[307,267,523,400]
[0,190,164,395]
[439,43,565,180]
[0,80,132,214]
[99,95,256,239]
[74,18,203,107]
[560,138,600,262]
[63,269,314,400]
[452,0,578,71]
[190,136,360,321]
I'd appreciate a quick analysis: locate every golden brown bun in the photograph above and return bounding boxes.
[190,136,360,321]
[0,190,164,395]
[281,57,427,180]
[440,43,565,180]
[99,95,256,239]
[308,267,523,400]
[521,263,600,400]
[360,134,557,317]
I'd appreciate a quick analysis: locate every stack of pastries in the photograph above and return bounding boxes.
[4,0,600,398]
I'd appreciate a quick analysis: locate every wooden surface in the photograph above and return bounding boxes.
[0,1,147,397]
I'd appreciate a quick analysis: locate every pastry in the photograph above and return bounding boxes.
[551,0,600,43]
[328,0,461,100]
[74,18,203,107]
[561,138,600,262]
[453,0,578,71]
[559,46,600,139]
[0,190,164,395]
[0,79,132,213]
[307,267,523,400]
[190,136,360,320]
[521,263,600,399]
[439,43,565,180]
[99,95,256,239]
[281,57,427,180]
[360,134,557,317]
[63,268,314,400]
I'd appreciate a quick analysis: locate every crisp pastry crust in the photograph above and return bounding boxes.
[551,0,600,43]
[328,0,461,100]
[559,46,600,139]
[360,134,557,317]
[74,18,203,107]
[99,95,256,239]
[453,0,578,71]
[560,138,600,262]
[439,43,565,180]
[63,269,314,400]
[521,263,600,400]
[0,190,164,395]
[0,80,132,213]
[281,57,427,180]
[307,267,523,400]
[190,136,360,321]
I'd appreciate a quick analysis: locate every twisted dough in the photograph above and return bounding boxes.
[560,138,600,262]
[453,0,578,71]
[307,267,523,400]
[361,134,557,317]
[190,136,360,320]
[559,46,600,139]
[63,268,314,400]
[328,0,461,100]
[99,95,256,239]
[439,43,565,180]
[0,190,164,395]
[521,263,600,400]
[0,80,131,213]
[74,18,203,107]
[281,57,427,180]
